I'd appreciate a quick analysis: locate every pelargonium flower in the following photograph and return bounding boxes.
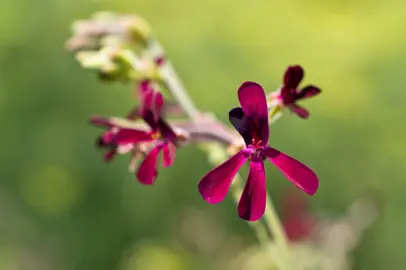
[92,87,178,185]
[270,65,321,119]
[281,190,317,241]
[198,82,318,222]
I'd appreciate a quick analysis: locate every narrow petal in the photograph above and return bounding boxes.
[104,149,117,162]
[290,104,309,119]
[229,107,251,146]
[101,130,116,144]
[114,129,153,145]
[237,82,269,144]
[138,80,151,99]
[297,85,321,100]
[143,90,163,119]
[142,110,158,130]
[238,160,267,222]
[263,147,319,195]
[157,118,177,142]
[136,145,162,185]
[284,65,304,89]
[162,142,176,167]
[198,149,250,204]
[280,86,294,103]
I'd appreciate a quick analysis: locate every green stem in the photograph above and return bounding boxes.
[148,39,200,122]
[264,194,293,269]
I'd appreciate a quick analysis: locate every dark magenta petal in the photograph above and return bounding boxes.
[114,129,153,145]
[101,130,116,144]
[143,90,163,116]
[297,85,321,100]
[284,65,304,89]
[142,91,164,130]
[162,142,176,167]
[280,86,295,103]
[238,160,267,222]
[290,104,309,119]
[104,149,117,162]
[237,82,269,145]
[136,145,161,185]
[142,110,158,130]
[198,149,250,204]
[138,80,152,96]
[229,107,251,146]
[263,147,319,195]
[157,118,177,142]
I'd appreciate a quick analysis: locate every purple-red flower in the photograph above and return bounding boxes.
[281,190,317,241]
[198,82,318,222]
[91,83,178,185]
[272,65,321,119]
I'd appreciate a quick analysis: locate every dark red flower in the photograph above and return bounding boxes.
[281,190,317,241]
[198,82,318,222]
[91,85,177,185]
[272,65,321,119]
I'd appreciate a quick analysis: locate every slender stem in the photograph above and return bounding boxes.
[264,194,293,269]
[148,39,201,122]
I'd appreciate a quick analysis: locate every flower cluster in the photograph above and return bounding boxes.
[91,81,178,185]
[70,13,323,223]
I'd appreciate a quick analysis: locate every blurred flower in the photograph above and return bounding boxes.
[198,82,319,222]
[75,48,160,82]
[281,190,317,241]
[66,12,151,52]
[269,65,321,119]
[91,85,178,185]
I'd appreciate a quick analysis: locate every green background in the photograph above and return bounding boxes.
[1,0,405,269]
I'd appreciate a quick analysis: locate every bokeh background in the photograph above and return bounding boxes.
[1,0,406,269]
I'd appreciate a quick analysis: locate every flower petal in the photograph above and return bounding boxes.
[157,118,177,142]
[198,149,250,204]
[263,147,318,195]
[297,85,321,100]
[104,149,117,162]
[143,90,163,118]
[284,65,304,89]
[162,142,176,167]
[237,82,269,144]
[229,107,251,146]
[114,129,153,145]
[136,145,162,185]
[138,80,152,98]
[238,160,266,222]
[290,104,309,119]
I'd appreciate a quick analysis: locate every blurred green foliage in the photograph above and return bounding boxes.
[1,0,406,269]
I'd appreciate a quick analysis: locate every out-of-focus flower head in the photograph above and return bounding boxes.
[198,82,319,222]
[281,189,317,241]
[269,65,321,119]
[67,12,162,83]
[66,11,151,51]
[91,82,180,184]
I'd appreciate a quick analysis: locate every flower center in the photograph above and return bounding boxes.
[249,139,264,160]
[151,131,162,140]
